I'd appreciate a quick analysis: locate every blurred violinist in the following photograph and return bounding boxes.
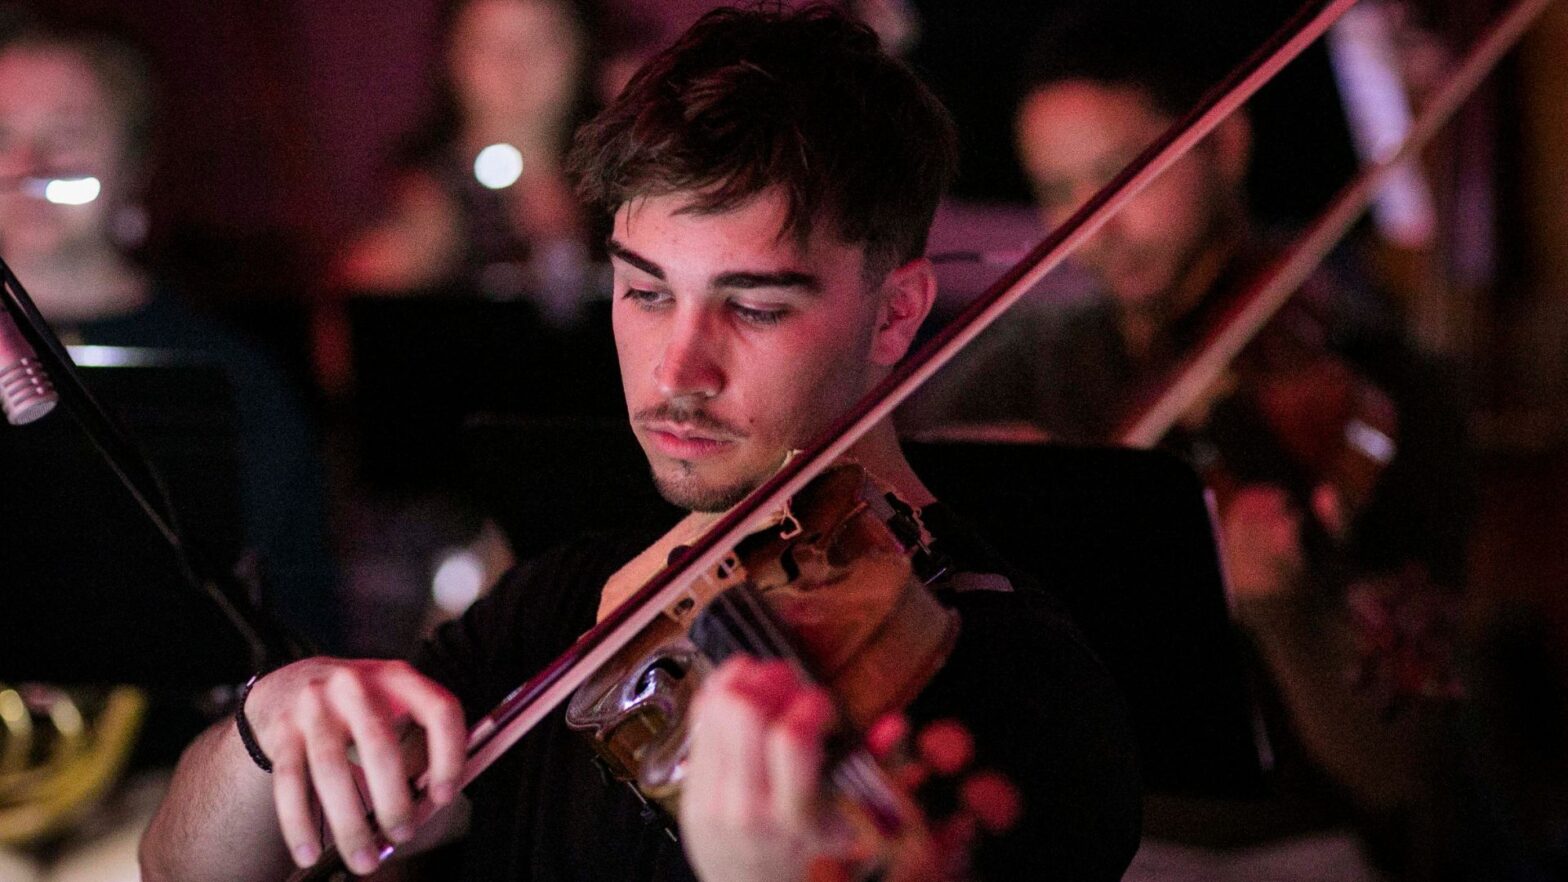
[142,7,1140,882]
[905,5,1474,880]
[334,0,595,324]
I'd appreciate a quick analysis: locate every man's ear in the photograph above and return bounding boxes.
[870,256,937,367]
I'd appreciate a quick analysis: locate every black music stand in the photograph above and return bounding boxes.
[0,352,261,688]
[459,418,1267,798]
[347,296,624,492]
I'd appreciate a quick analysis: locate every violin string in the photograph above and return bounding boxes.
[734,585,795,659]
[712,585,904,827]
[712,589,782,661]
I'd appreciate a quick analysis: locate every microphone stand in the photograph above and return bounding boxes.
[0,254,304,675]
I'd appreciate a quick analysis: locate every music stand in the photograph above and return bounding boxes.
[347,297,625,492]
[905,442,1266,797]
[0,351,259,688]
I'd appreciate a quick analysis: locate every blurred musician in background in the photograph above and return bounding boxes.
[904,4,1474,880]
[0,8,340,651]
[334,0,597,324]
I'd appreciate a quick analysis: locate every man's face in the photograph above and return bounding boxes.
[1016,80,1238,313]
[0,46,131,261]
[449,0,581,126]
[609,190,886,512]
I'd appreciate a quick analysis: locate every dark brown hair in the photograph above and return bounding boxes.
[1018,2,1229,121]
[568,3,957,279]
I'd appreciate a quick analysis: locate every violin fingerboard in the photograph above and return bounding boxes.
[689,583,803,668]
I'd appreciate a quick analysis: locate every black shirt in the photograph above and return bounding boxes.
[414,503,1141,880]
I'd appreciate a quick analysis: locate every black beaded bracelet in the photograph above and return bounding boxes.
[235,672,274,773]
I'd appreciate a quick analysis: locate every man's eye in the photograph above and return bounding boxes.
[622,288,668,309]
[731,303,787,326]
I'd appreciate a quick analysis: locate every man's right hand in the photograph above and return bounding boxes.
[246,658,468,875]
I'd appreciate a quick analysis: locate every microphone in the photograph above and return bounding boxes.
[0,307,57,425]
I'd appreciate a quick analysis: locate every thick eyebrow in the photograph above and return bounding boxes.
[607,237,823,296]
[606,239,665,281]
[711,269,821,295]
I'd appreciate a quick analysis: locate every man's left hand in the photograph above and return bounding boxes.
[680,657,839,882]
[1221,483,1307,603]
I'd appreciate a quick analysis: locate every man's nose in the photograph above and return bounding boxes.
[654,312,724,400]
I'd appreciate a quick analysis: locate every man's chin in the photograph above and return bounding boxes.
[1107,274,1165,309]
[651,469,758,514]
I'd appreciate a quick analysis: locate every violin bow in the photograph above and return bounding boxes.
[1116,0,1554,449]
[291,0,1370,875]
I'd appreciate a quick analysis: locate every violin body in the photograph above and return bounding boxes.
[1160,276,1402,536]
[566,462,959,827]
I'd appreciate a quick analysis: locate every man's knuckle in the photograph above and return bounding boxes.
[326,668,368,702]
[267,707,298,739]
[294,686,329,727]
[272,753,306,776]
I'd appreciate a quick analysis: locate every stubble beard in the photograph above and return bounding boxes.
[651,458,768,514]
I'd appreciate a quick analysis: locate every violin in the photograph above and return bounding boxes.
[1125,271,1401,538]
[567,462,960,878]
[1234,303,1398,517]
[1115,0,1550,476]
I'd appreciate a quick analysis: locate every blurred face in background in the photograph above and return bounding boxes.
[1015,79,1248,315]
[0,44,135,264]
[449,0,584,130]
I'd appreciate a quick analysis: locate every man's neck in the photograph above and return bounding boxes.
[1117,225,1244,362]
[844,418,935,508]
[6,247,149,325]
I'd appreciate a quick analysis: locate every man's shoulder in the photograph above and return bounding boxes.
[414,529,658,717]
[494,531,659,609]
[921,498,1128,729]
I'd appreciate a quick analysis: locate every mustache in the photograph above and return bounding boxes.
[633,403,746,439]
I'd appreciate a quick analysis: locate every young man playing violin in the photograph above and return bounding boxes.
[139,6,1140,882]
